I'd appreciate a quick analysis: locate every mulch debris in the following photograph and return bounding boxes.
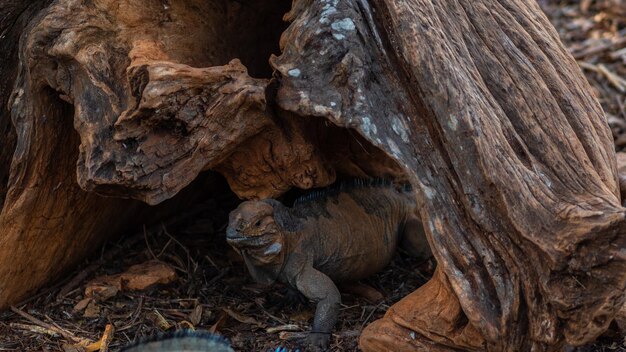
[0,195,432,351]
[1,2,626,351]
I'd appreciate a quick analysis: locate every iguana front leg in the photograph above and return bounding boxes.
[294,266,341,351]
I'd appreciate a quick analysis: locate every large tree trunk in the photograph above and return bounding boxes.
[0,0,624,351]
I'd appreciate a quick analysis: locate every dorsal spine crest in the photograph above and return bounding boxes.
[293,178,410,206]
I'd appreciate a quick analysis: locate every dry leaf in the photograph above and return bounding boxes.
[83,300,101,318]
[73,298,92,313]
[223,308,262,327]
[150,309,172,330]
[209,311,229,333]
[85,261,176,302]
[189,304,203,326]
[85,283,119,302]
[120,261,177,290]
[289,310,314,322]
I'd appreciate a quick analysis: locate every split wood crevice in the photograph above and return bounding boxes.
[0,0,624,351]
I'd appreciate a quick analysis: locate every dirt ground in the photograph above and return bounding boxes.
[1,1,626,351]
[0,188,432,351]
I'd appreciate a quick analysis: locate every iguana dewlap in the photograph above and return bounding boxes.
[226,181,431,351]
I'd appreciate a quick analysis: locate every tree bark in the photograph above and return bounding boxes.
[0,0,624,351]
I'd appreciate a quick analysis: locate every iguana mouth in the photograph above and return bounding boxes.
[226,229,277,249]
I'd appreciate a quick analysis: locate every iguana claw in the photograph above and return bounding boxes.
[306,332,331,351]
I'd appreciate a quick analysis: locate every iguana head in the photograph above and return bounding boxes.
[226,200,284,265]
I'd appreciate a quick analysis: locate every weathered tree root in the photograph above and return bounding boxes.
[0,0,624,351]
[361,269,485,351]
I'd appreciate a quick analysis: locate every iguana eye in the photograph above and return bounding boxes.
[254,220,262,227]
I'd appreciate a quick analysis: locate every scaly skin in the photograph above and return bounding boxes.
[226,181,431,351]
[120,330,234,352]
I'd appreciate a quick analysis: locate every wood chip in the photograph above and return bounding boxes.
[189,304,203,326]
[83,300,101,318]
[64,324,114,352]
[85,283,119,302]
[98,324,114,352]
[278,331,307,340]
[85,261,177,302]
[10,323,60,337]
[150,309,172,330]
[266,324,301,334]
[73,298,92,313]
[223,308,263,327]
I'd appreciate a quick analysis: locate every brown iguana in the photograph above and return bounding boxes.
[226,180,431,351]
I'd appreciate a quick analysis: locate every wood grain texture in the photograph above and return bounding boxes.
[0,0,623,350]
[0,0,52,210]
[272,0,626,350]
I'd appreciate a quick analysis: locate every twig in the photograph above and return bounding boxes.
[56,224,155,301]
[610,46,626,60]
[266,324,301,334]
[161,224,197,278]
[10,306,79,343]
[579,62,626,92]
[57,263,99,300]
[360,301,384,330]
[9,323,60,337]
[117,296,144,332]
[99,324,114,352]
[598,64,626,92]
[16,282,64,307]
[261,310,287,325]
[204,254,219,269]
[616,96,626,120]
[578,61,600,73]
[156,237,174,258]
[572,37,626,59]
[144,225,160,261]
[59,203,211,301]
